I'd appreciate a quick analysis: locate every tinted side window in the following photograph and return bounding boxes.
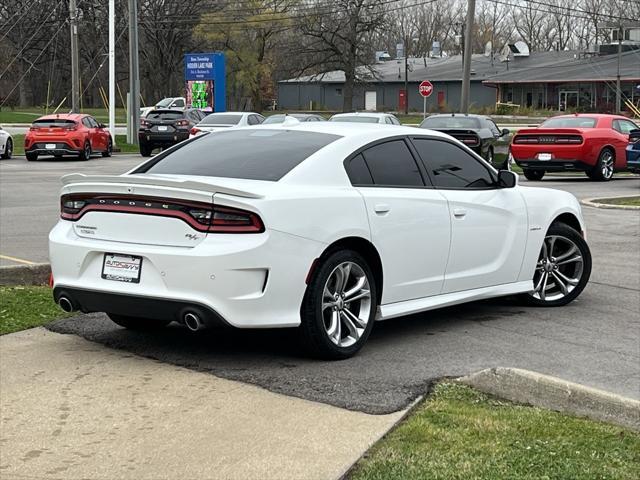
[82,118,92,128]
[361,140,424,187]
[248,115,259,125]
[413,138,495,189]
[346,153,373,185]
[173,99,185,107]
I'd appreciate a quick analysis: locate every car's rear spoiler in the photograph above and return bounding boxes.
[61,173,264,199]
[515,128,585,136]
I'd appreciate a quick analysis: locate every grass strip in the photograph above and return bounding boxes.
[591,196,640,207]
[0,286,70,335]
[349,382,640,480]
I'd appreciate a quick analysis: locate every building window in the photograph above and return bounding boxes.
[336,88,342,95]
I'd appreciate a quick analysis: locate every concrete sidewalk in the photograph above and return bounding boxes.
[0,329,403,480]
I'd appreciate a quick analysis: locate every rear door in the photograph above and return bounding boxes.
[348,138,451,304]
[411,137,528,293]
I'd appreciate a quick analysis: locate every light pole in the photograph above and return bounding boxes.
[69,0,80,112]
[128,0,140,145]
[460,0,476,113]
[109,0,116,147]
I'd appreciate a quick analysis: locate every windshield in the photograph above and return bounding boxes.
[330,116,379,124]
[199,114,242,126]
[32,119,76,128]
[155,98,173,107]
[136,129,342,181]
[420,116,480,129]
[541,117,596,128]
[147,110,184,121]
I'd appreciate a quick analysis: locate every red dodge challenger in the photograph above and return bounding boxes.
[24,113,112,162]
[511,113,638,181]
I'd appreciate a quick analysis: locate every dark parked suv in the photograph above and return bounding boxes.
[138,108,205,156]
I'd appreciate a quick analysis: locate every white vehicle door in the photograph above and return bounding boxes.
[347,138,451,304]
[411,137,528,293]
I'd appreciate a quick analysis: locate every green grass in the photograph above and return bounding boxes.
[593,196,640,207]
[349,382,640,480]
[9,134,138,156]
[0,286,70,335]
[0,107,128,124]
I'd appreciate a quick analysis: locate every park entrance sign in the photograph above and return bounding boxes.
[419,80,434,118]
[184,52,226,112]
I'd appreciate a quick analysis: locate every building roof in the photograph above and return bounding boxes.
[279,50,640,85]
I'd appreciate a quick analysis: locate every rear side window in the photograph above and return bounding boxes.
[32,119,76,128]
[412,138,495,189]
[541,117,596,128]
[147,110,184,121]
[200,114,242,125]
[136,129,341,181]
[347,154,374,185]
[358,140,424,187]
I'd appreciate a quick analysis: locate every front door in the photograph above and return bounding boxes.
[410,137,528,293]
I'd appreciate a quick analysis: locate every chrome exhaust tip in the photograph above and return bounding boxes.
[58,296,74,313]
[183,312,203,332]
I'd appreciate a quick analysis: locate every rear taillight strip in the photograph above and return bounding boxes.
[514,135,582,144]
[60,194,264,233]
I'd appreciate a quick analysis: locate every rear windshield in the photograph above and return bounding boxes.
[155,98,173,107]
[32,119,76,127]
[135,129,341,181]
[199,114,242,125]
[420,116,480,129]
[541,117,596,128]
[262,115,286,124]
[147,110,184,121]
[330,116,379,123]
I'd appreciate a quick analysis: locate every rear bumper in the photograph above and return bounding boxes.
[26,142,80,156]
[514,159,593,171]
[49,220,325,328]
[138,132,189,145]
[53,286,228,327]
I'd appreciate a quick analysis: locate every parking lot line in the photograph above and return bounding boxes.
[0,254,36,265]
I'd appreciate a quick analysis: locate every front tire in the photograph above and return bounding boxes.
[1,138,12,159]
[587,148,614,181]
[522,223,591,307]
[108,313,171,330]
[300,250,377,359]
[523,169,545,181]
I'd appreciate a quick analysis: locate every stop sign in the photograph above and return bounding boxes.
[419,80,433,98]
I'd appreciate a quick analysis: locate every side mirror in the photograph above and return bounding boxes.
[498,169,517,188]
[501,128,510,137]
[98,123,106,129]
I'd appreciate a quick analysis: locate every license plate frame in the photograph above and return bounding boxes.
[101,253,142,283]
[157,125,168,131]
[538,153,552,161]
[45,143,56,150]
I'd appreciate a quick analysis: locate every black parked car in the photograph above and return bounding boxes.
[419,113,511,169]
[138,108,205,156]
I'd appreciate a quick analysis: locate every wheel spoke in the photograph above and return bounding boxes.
[555,270,579,286]
[556,254,582,266]
[539,272,549,300]
[327,310,340,344]
[554,245,577,263]
[345,289,370,303]
[340,311,359,339]
[342,306,367,329]
[343,275,367,300]
[546,236,557,258]
[551,272,569,295]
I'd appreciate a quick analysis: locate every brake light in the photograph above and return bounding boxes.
[514,135,582,144]
[175,119,189,127]
[190,127,200,136]
[140,119,150,128]
[60,194,264,233]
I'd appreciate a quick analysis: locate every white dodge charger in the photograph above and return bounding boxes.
[49,123,591,359]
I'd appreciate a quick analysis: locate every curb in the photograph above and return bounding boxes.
[581,196,640,210]
[0,263,51,286]
[458,367,640,431]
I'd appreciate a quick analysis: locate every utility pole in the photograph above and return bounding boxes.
[128,0,140,145]
[69,0,80,112]
[109,0,116,147]
[404,37,409,115]
[616,23,622,114]
[460,0,475,113]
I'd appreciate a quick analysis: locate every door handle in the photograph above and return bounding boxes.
[453,208,467,218]
[374,203,391,214]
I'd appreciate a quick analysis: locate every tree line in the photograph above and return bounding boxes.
[0,0,637,112]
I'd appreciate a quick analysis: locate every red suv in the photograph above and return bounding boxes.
[25,114,112,161]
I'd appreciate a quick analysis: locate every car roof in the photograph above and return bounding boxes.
[426,113,487,119]
[206,111,256,116]
[549,113,626,119]
[35,113,87,121]
[330,112,394,118]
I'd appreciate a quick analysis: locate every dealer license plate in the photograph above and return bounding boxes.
[45,143,56,150]
[157,125,168,131]
[538,153,552,161]
[101,253,142,283]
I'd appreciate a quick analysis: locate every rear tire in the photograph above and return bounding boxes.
[299,249,377,359]
[521,223,591,307]
[587,148,614,181]
[78,142,91,161]
[108,313,171,330]
[523,169,545,181]
[140,142,152,157]
[1,138,12,159]
[26,151,38,162]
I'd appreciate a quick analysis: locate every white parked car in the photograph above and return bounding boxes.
[329,112,401,125]
[50,123,591,359]
[141,97,186,118]
[0,125,13,159]
[189,112,264,137]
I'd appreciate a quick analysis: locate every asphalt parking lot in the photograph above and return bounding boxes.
[1,154,639,413]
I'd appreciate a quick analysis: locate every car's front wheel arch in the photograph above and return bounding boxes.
[316,236,383,305]
[551,212,583,236]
